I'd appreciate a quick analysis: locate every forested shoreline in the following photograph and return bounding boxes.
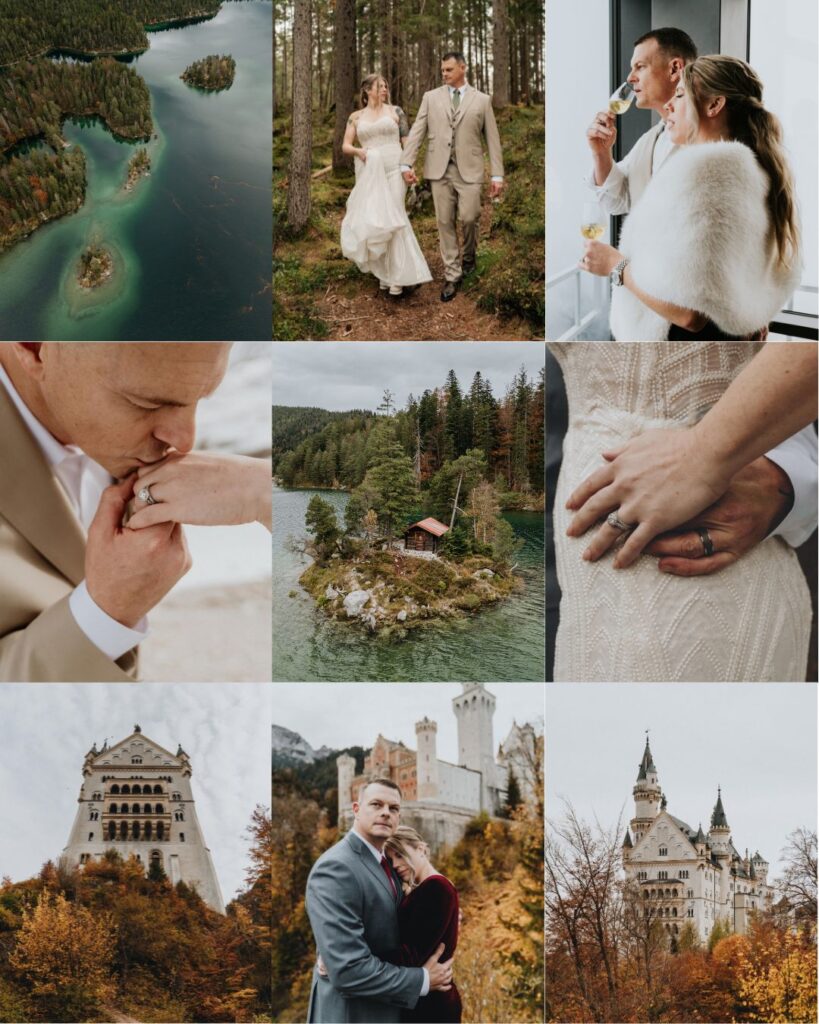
[273,366,545,503]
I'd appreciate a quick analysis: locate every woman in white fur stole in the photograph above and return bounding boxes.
[580,56,802,341]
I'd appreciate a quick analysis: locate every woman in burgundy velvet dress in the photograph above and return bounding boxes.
[385,826,462,1023]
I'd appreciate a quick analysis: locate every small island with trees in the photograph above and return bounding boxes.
[276,365,544,635]
[181,54,236,91]
[77,244,113,289]
[124,146,151,191]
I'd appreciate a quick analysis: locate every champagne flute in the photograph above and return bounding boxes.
[609,81,635,115]
[581,201,605,242]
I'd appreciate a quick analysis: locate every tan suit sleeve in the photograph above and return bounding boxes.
[400,91,430,169]
[483,98,504,178]
[0,594,137,682]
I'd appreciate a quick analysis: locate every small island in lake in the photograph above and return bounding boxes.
[124,147,151,191]
[181,54,236,91]
[77,244,113,289]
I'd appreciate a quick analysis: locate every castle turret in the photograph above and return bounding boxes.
[62,728,224,913]
[452,683,497,812]
[622,828,634,860]
[708,787,732,859]
[751,850,769,884]
[415,717,439,800]
[336,753,356,812]
[630,736,662,843]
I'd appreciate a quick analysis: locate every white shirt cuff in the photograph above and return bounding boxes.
[399,164,411,172]
[69,580,148,662]
[491,176,503,182]
[420,968,430,998]
[764,428,818,548]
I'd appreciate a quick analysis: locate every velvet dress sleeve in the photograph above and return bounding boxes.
[385,876,459,967]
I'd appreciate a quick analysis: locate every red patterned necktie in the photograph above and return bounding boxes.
[380,855,398,898]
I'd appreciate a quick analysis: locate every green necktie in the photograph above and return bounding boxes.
[451,88,460,110]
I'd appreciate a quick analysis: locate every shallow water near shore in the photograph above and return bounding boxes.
[272,486,546,682]
[0,0,271,340]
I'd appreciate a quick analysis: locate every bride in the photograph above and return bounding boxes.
[550,341,816,683]
[580,56,801,340]
[340,75,432,297]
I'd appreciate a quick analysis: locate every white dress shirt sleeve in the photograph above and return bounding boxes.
[69,580,148,662]
[585,154,632,216]
[420,968,430,997]
[764,426,818,548]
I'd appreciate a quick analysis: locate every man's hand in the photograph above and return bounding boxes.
[489,179,503,199]
[644,456,794,577]
[85,476,192,627]
[423,943,453,992]
[402,169,417,185]
[587,111,617,156]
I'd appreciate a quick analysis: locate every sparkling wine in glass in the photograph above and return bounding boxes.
[608,81,635,115]
[581,202,605,241]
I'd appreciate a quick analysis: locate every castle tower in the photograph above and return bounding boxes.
[707,787,732,859]
[630,736,662,844]
[751,850,769,885]
[62,726,224,913]
[415,717,439,800]
[452,683,497,812]
[336,752,356,811]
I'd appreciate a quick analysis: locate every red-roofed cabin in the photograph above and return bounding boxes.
[404,517,450,553]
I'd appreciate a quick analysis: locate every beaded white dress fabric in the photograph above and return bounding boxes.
[340,114,432,288]
[548,342,811,682]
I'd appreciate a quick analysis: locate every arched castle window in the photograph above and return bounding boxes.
[109,803,117,814]
[672,908,677,918]
[132,803,140,814]
[150,850,162,870]
[153,785,162,794]
[144,803,152,814]
[155,804,164,814]
[650,889,656,898]
[672,889,678,898]
[121,785,130,794]
[659,846,668,856]
[120,803,128,813]
[131,821,140,839]
[131,757,142,764]
[179,832,185,842]
[144,822,153,840]
[642,891,649,899]
[673,924,679,934]
[119,822,128,839]
[92,791,101,800]
[88,832,94,841]
[107,821,116,839]
[157,822,165,840]
[111,784,120,794]
[172,792,181,801]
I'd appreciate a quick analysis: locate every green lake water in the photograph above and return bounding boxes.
[0,1,271,340]
[272,486,546,682]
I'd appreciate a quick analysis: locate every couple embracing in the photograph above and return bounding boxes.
[340,52,504,303]
[306,778,462,1023]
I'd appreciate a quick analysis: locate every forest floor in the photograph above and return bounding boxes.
[274,105,544,341]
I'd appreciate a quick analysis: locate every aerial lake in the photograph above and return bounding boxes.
[0,1,271,340]
[272,486,546,682]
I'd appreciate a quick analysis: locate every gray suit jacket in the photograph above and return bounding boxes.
[306,830,423,1023]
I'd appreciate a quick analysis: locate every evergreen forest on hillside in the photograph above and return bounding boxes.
[273,366,544,503]
[0,808,272,1023]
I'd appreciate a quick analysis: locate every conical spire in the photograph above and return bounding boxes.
[622,829,633,849]
[710,786,729,829]
[636,736,657,781]
[694,823,706,845]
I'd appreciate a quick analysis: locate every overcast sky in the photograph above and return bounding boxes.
[271,342,545,412]
[0,683,271,902]
[546,684,817,882]
[273,682,544,764]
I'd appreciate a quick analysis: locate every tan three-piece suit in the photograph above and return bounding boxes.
[402,84,504,282]
[0,387,137,682]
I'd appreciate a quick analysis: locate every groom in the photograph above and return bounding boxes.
[305,778,453,1023]
[0,342,231,682]
[401,52,504,302]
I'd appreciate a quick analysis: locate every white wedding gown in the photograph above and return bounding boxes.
[340,114,432,288]
[549,341,811,682]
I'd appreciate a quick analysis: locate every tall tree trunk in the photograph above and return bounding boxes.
[332,0,356,171]
[287,0,313,233]
[519,20,530,104]
[492,0,509,108]
[315,2,323,115]
[272,7,277,119]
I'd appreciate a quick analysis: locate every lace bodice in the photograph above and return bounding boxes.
[548,340,810,682]
[548,341,763,425]
[357,113,401,150]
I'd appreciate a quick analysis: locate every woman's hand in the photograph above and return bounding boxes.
[357,147,368,162]
[127,452,272,532]
[579,240,621,277]
[565,425,732,568]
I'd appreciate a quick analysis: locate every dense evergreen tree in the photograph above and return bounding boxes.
[181,53,235,91]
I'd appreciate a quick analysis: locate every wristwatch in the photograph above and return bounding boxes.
[610,258,629,287]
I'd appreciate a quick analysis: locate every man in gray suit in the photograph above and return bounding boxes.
[306,779,453,1023]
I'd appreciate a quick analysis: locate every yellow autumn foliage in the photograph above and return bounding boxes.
[736,928,817,1023]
